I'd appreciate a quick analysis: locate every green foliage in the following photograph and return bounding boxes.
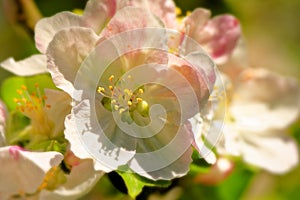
[117,170,171,199]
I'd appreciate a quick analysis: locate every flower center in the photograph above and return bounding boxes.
[14,84,53,135]
[97,75,150,124]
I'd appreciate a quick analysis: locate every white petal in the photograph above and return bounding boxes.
[39,159,104,200]
[241,130,299,174]
[231,68,300,132]
[131,146,192,181]
[222,123,243,156]
[47,27,99,96]
[35,12,83,53]
[65,99,136,172]
[129,124,193,180]
[44,89,72,137]
[0,146,63,198]
[0,54,48,76]
[189,113,218,164]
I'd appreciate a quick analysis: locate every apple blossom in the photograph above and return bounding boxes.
[219,69,300,174]
[37,0,217,180]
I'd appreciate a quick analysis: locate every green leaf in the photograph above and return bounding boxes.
[117,170,171,199]
[217,162,254,200]
[0,74,56,111]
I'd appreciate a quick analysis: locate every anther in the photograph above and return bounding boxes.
[97,87,105,94]
[127,101,132,106]
[114,105,119,111]
[119,108,125,114]
[138,88,144,94]
[109,75,115,82]
[111,99,117,104]
[21,85,27,90]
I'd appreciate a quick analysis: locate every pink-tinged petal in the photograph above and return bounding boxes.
[200,14,241,64]
[0,146,63,198]
[183,8,211,38]
[65,99,136,172]
[183,9,241,64]
[129,0,177,28]
[0,101,7,146]
[40,159,103,200]
[44,89,72,137]
[47,27,100,96]
[0,54,48,76]
[231,69,300,132]
[35,12,83,53]
[82,0,117,34]
[194,157,234,185]
[101,6,163,38]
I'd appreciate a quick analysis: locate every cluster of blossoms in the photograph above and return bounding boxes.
[0,0,299,199]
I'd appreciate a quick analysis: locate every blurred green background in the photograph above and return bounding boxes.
[0,0,299,199]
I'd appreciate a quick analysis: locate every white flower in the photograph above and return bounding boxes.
[0,53,103,199]
[36,0,216,180]
[220,68,300,174]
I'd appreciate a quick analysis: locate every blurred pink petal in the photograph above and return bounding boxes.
[183,8,241,64]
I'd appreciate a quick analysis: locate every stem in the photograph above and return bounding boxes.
[11,0,43,35]
[18,0,42,29]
